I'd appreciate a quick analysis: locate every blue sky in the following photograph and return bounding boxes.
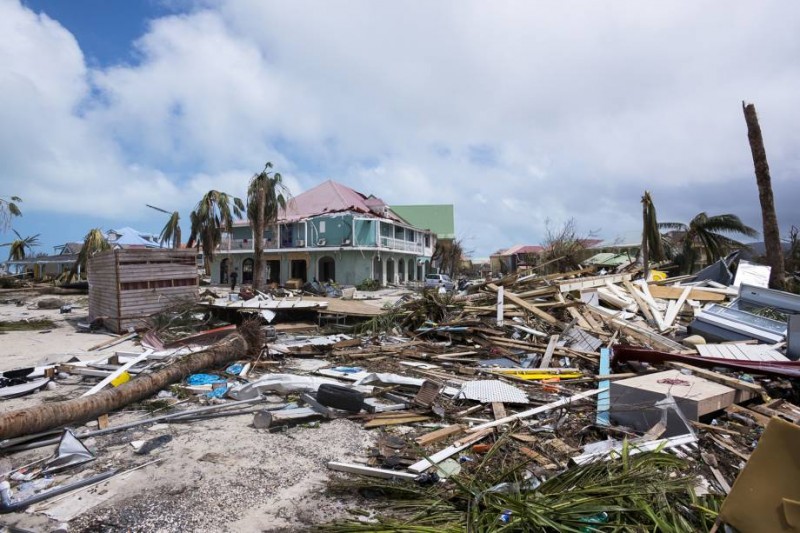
[3,1,800,258]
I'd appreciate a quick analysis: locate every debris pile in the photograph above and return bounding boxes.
[0,266,798,531]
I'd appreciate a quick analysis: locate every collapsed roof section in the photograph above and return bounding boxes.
[277,180,407,224]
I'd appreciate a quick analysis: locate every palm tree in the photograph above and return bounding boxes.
[0,196,22,232]
[2,230,40,261]
[432,238,464,278]
[159,211,182,249]
[640,191,666,279]
[69,228,111,279]
[247,162,290,291]
[186,191,244,275]
[742,102,786,289]
[659,213,758,274]
[148,204,182,249]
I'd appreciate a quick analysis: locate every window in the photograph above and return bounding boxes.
[319,221,326,233]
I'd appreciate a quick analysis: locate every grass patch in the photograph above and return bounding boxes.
[0,319,57,332]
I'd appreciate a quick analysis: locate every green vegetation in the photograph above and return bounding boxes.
[356,278,381,291]
[323,444,721,532]
[0,319,57,332]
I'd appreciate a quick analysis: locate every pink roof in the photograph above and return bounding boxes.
[501,244,543,255]
[279,180,403,222]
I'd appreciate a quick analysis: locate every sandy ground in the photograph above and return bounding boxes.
[0,292,378,532]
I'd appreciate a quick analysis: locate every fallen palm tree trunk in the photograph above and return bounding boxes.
[0,333,248,441]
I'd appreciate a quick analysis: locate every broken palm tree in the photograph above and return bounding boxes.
[0,331,251,440]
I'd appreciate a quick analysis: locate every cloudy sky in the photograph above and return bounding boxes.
[2,0,799,257]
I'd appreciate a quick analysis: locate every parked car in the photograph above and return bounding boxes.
[424,273,455,291]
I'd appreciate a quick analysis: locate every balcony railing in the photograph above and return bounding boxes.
[219,235,425,254]
[380,237,423,253]
[220,238,280,250]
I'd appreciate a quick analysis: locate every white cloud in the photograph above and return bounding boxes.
[3,0,800,254]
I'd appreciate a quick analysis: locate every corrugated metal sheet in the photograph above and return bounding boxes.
[457,380,529,404]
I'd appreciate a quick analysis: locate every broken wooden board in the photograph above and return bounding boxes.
[648,285,726,302]
[486,283,560,326]
[415,425,464,446]
[697,344,790,363]
[556,273,632,293]
[328,462,418,481]
[664,361,763,403]
[363,415,431,428]
[519,446,558,469]
[724,404,771,428]
[407,429,493,473]
[539,335,559,368]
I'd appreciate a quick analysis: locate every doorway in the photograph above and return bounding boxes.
[290,259,307,282]
[266,260,280,284]
[242,258,254,284]
[220,258,229,284]
[318,256,336,283]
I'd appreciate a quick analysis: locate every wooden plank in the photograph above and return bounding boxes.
[623,281,654,322]
[415,424,464,446]
[467,388,606,433]
[556,273,632,293]
[519,446,557,469]
[636,280,667,331]
[725,404,771,428]
[491,402,507,420]
[539,335,559,369]
[363,415,430,428]
[487,283,560,326]
[407,429,493,473]
[664,362,763,396]
[661,286,691,330]
[709,434,751,461]
[327,462,418,481]
[649,285,726,302]
[82,352,150,397]
[88,332,137,351]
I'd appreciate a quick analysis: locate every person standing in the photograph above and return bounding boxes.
[230,268,238,292]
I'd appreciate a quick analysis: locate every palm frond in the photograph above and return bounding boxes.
[0,196,23,231]
[700,214,758,238]
[159,211,182,248]
[188,190,244,273]
[322,447,720,532]
[68,228,110,280]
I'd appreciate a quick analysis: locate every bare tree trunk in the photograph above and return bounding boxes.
[641,202,649,280]
[742,102,786,290]
[252,186,266,291]
[0,334,247,440]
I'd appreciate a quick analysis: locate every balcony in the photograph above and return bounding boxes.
[220,238,280,251]
[380,237,423,253]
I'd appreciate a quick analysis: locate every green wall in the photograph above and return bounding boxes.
[308,214,354,247]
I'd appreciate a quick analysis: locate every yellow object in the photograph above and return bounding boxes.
[490,369,582,380]
[649,270,667,282]
[111,371,131,387]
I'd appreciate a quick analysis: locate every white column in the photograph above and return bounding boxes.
[381,256,387,286]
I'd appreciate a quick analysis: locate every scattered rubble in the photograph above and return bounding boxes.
[0,264,798,531]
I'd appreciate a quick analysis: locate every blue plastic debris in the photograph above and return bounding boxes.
[226,364,244,375]
[206,386,228,399]
[186,374,226,386]
[332,366,363,374]
[499,510,513,523]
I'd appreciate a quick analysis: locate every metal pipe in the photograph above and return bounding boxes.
[0,469,118,513]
